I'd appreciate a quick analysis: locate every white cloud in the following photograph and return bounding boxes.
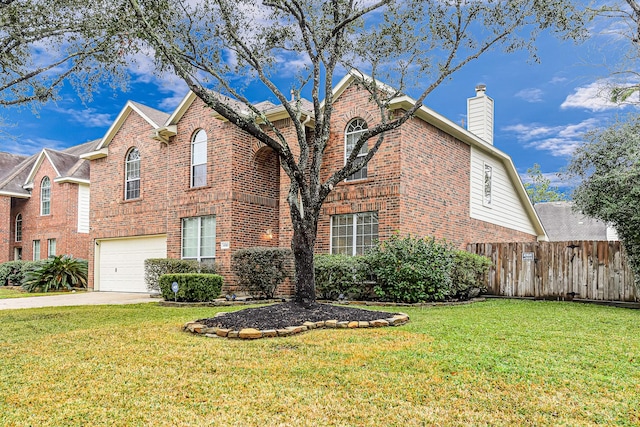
[515,88,544,103]
[126,51,189,110]
[54,107,113,127]
[1,137,69,156]
[549,76,567,84]
[503,118,599,157]
[561,80,628,112]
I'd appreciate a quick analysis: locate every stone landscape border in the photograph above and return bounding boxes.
[183,312,410,340]
[179,298,487,340]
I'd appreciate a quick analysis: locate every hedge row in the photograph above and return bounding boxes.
[314,236,492,303]
[144,258,217,293]
[159,273,223,302]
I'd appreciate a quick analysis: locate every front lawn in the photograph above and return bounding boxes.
[0,287,73,299]
[0,299,638,426]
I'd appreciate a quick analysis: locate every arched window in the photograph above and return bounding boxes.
[41,176,51,215]
[15,213,22,242]
[125,148,141,200]
[344,118,369,181]
[191,129,207,187]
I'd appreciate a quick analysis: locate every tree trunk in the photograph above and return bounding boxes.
[291,221,317,308]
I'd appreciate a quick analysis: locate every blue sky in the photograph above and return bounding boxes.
[0,8,636,194]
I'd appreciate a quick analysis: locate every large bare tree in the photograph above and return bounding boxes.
[0,0,130,107]
[3,0,586,306]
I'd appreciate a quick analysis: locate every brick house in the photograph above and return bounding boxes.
[0,141,97,265]
[1,71,546,293]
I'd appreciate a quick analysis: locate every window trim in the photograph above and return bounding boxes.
[15,213,22,242]
[40,176,51,215]
[181,215,216,262]
[47,238,56,257]
[33,240,40,260]
[483,162,493,207]
[125,147,141,200]
[344,118,369,181]
[191,129,208,188]
[330,211,379,256]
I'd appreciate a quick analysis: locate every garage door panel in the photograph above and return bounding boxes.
[98,236,166,293]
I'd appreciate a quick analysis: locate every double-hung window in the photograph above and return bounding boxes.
[33,240,41,260]
[345,118,369,181]
[182,216,216,262]
[41,176,51,215]
[125,148,141,200]
[331,212,378,255]
[191,129,207,187]
[48,239,56,257]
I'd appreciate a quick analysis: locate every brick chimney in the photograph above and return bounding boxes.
[467,84,494,145]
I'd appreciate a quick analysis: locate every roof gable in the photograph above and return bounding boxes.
[96,101,169,150]
[0,153,36,197]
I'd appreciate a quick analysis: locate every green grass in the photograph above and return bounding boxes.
[0,299,638,426]
[0,287,74,299]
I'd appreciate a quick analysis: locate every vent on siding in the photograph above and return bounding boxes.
[467,84,494,145]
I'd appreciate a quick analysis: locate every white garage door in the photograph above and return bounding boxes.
[97,235,167,293]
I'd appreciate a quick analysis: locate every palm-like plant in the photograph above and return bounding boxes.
[22,255,88,293]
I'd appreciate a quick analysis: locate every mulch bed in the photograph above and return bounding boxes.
[197,301,398,331]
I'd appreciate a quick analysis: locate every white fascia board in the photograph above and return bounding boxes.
[23,150,61,187]
[129,103,165,129]
[79,148,108,160]
[166,91,197,126]
[97,104,133,150]
[321,69,396,112]
[0,190,30,198]
[53,177,90,185]
[97,101,163,150]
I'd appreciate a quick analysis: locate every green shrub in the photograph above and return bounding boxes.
[22,255,88,293]
[145,258,217,293]
[0,261,23,286]
[159,273,223,302]
[231,247,293,299]
[367,235,455,303]
[451,251,492,300]
[0,261,48,286]
[314,254,372,300]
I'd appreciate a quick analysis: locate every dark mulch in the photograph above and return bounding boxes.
[197,301,398,331]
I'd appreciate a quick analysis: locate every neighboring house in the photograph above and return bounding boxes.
[0,141,98,264]
[534,201,619,241]
[1,71,546,293]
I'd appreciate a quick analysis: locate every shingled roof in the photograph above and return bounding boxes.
[534,201,616,241]
[0,139,100,197]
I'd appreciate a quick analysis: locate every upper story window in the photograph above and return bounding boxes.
[40,176,51,215]
[483,163,493,207]
[191,129,207,187]
[345,118,369,181]
[125,148,141,200]
[15,213,22,242]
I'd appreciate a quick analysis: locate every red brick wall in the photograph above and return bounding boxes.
[398,117,472,247]
[317,84,403,253]
[7,159,90,262]
[315,82,536,253]
[0,196,11,262]
[89,111,171,287]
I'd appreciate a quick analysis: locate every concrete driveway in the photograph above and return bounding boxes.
[0,292,156,310]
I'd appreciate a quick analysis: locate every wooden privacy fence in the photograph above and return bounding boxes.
[466,241,638,302]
